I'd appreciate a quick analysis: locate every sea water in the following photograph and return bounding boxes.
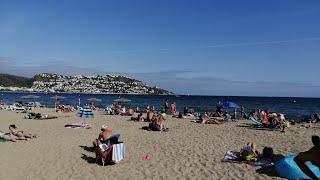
[1,92,320,120]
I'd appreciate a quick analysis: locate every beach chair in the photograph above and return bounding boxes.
[96,133,125,166]
[248,116,263,127]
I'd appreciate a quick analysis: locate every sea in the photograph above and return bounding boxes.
[1,92,320,120]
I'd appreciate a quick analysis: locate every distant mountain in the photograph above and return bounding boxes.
[0,74,33,87]
[0,73,173,95]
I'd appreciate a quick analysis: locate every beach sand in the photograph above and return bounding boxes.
[0,108,318,180]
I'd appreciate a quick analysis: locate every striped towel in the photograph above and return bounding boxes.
[112,143,125,163]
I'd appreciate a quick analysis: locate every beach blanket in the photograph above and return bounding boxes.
[222,151,274,167]
[112,143,125,163]
[64,123,92,129]
[248,116,263,126]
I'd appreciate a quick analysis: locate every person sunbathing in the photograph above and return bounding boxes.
[131,113,143,121]
[156,113,166,130]
[0,130,27,142]
[240,142,259,161]
[294,135,320,180]
[9,125,37,139]
[148,113,166,131]
[92,125,113,148]
[121,108,134,116]
[145,110,154,122]
[200,113,210,124]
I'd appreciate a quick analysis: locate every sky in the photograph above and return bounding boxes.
[1,0,320,97]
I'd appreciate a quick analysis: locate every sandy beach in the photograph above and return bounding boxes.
[0,108,318,180]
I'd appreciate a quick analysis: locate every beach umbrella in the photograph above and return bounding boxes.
[77,105,94,119]
[50,95,66,111]
[222,101,240,109]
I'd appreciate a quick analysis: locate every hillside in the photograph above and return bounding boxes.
[0,74,33,87]
[0,73,173,95]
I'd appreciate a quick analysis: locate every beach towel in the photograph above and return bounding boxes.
[0,139,6,143]
[112,143,125,163]
[248,116,263,126]
[222,151,273,167]
[64,123,92,129]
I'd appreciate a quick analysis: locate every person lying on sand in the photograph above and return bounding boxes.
[25,112,57,120]
[121,108,134,116]
[198,113,221,124]
[199,113,210,124]
[0,130,27,142]
[131,113,143,121]
[240,142,259,161]
[9,124,37,139]
[294,135,320,180]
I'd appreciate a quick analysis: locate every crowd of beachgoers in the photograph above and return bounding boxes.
[0,97,319,179]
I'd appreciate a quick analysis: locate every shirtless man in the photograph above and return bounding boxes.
[294,135,320,180]
[156,113,166,130]
[145,110,154,122]
[92,125,113,148]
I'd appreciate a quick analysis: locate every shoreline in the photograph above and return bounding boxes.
[2,90,320,99]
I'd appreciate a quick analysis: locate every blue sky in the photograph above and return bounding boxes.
[1,0,320,97]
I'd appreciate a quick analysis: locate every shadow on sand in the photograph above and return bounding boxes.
[79,145,95,152]
[236,124,280,132]
[81,154,96,164]
[256,153,285,178]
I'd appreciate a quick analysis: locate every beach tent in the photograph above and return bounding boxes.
[222,101,240,109]
[77,106,94,119]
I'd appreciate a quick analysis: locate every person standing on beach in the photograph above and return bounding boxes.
[164,99,169,113]
[216,101,223,114]
[240,105,246,119]
[171,102,176,115]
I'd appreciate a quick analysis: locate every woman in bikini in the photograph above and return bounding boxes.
[9,125,37,139]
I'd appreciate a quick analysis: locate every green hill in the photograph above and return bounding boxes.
[0,74,33,87]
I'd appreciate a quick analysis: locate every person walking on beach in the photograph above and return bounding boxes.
[164,99,169,113]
